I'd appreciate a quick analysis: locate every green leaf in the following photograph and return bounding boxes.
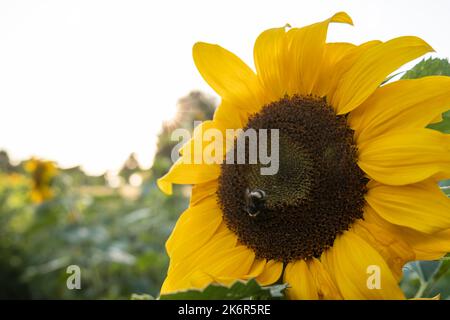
[159,279,288,300]
[428,110,450,134]
[401,57,450,79]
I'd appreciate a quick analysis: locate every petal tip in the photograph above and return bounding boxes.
[192,42,216,58]
[157,177,173,195]
[403,35,435,53]
[331,11,354,26]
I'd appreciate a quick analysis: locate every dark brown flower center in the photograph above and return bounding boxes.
[217,95,368,262]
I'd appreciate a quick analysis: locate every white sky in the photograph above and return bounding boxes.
[1,0,449,175]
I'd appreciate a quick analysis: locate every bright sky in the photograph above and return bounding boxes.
[1,0,449,175]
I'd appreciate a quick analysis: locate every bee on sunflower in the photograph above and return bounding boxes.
[158,12,450,299]
[25,158,58,204]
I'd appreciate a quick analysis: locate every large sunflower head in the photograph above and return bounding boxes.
[157,12,450,299]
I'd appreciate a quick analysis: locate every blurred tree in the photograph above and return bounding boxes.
[0,150,15,173]
[151,91,216,179]
[119,153,142,184]
[61,166,107,187]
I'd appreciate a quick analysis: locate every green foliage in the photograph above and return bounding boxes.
[159,279,288,300]
[429,111,450,134]
[0,91,216,299]
[0,169,188,299]
[402,57,450,80]
[401,258,450,299]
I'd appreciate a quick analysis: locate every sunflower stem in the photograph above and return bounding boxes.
[414,282,428,299]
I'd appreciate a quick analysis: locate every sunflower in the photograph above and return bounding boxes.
[25,158,57,203]
[157,12,450,299]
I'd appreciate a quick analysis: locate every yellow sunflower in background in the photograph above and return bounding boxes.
[25,158,57,203]
[157,12,450,299]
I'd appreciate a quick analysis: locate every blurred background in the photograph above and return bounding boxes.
[1,0,450,299]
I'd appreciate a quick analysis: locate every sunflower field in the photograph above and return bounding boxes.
[1,56,450,300]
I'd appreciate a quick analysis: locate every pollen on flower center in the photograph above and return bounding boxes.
[217,95,368,262]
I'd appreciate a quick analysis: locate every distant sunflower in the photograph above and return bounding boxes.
[158,12,450,299]
[25,158,57,203]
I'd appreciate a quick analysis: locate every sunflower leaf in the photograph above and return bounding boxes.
[159,279,288,300]
[401,57,450,80]
[428,110,450,134]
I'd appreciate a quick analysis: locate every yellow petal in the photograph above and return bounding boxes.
[190,180,218,206]
[284,260,318,300]
[431,113,444,124]
[209,245,255,277]
[187,229,237,270]
[366,180,450,233]
[166,227,237,284]
[399,228,450,260]
[187,245,256,289]
[364,206,450,261]
[226,258,279,285]
[178,120,226,165]
[193,42,264,112]
[177,101,246,170]
[314,42,355,97]
[326,40,382,102]
[308,258,343,299]
[352,216,414,281]
[253,26,289,101]
[244,258,267,279]
[255,260,283,286]
[358,128,450,185]
[332,36,434,114]
[213,100,245,131]
[162,230,237,294]
[286,12,353,96]
[188,271,215,290]
[349,76,450,143]
[165,197,222,258]
[168,216,223,263]
[157,157,220,195]
[324,230,405,299]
